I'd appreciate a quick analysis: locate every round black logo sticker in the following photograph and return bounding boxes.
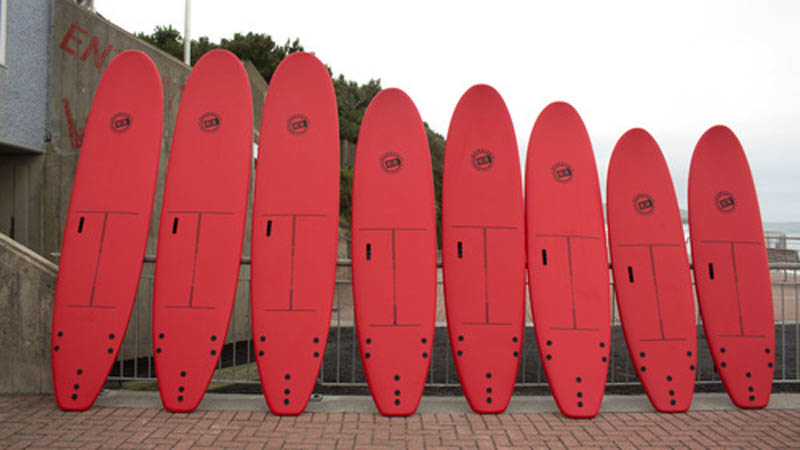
[715,191,736,213]
[472,149,494,171]
[199,112,221,132]
[287,114,309,135]
[551,162,574,183]
[380,152,403,174]
[633,193,655,215]
[110,113,131,133]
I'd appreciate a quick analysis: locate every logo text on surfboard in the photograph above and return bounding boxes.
[715,191,736,213]
[633,193,655,215]
[380,152,403,174]
[199,112,221,132]
[287,114,309,135]
[472,149,494,171]
[551,162,574,183]
[110,113,131,133]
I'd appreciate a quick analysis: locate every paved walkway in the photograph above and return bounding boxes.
[1,393,798,449]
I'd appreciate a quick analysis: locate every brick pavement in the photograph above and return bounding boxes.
[1,395,799,449]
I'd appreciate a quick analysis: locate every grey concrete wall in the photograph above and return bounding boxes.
[0,0,52,254]
[341,139,355,168]
[0,231,57,394]
[0,0,51,154]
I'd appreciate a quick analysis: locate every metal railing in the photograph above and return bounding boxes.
[107,257,800,391]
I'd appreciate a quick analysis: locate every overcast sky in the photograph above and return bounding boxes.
[95,0,800,222]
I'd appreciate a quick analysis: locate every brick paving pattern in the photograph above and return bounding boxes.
[1,395,799,449]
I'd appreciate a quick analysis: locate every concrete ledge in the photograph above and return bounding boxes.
[93,390,800,414]
[0,232,57,394]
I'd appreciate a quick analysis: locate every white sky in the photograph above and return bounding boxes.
[95,0,800,222]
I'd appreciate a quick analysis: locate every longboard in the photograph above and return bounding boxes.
[688,125,774,408]
[352,88,437,416]
[251,52,339,415]
[152,49,252,413]
[442,84,525,413]
[607,128,697,413]
[525,101,610,418]
[51,50,163,411]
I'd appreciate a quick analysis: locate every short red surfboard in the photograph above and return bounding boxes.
[251,52,339,415]
[352,88,437,416]
[607,128,697,413]
[442,84,525,413]
[689,125,774,408]
[152,50,252,412]
[525,102,610,418]
[51,51,163,411]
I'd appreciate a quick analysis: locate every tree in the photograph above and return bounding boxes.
[425,124,446,246]
[333,76,382,143]
[220,34,303,83]
[135,25,183,60]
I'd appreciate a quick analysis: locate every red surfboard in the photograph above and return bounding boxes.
[689,125,774,408]
[442,84,525,413]
[607,128,697,413]
[352,88,437,416]
[251,52,339,415]
[152,50,252,413]
[51,51,163,411]
[525,102,610,418]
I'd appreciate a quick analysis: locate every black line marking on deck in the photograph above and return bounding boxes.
[165,210,234,309]
[260,213,328,311]
[451,224,519,326]
[615,242,686,340]
[698,239,764,338]
[536,233,604,331]
[359,227,430,327]
[68,210,141,309]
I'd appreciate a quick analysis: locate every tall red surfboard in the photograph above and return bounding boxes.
[352,88,437,416]
[525,102,610,418]
[152,50,252,412]
[51,51,163,411]
[251,52,339,415]
[442,84,525,413]
[689,125,774,408]
[607,129,697,413]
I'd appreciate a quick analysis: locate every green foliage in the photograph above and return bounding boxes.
[425,124,446,246]
[136,26,445,244]
[220,34,304,83]
[191,36,217,64]
[135,25,184,60]
[333,76,382,143]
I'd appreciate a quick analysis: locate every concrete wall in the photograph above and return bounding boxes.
[0,0,52,255]
[0,0,51,154]
[0,231,57,394]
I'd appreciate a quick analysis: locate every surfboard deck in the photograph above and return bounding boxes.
[251,52,339,415]
[352,88,437,416]
[607,128,697,413]
[688,125,774,409]
[442,84,525,413]
[51,50,163,411]
[152,49,252,413]
[525,102,610,418]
